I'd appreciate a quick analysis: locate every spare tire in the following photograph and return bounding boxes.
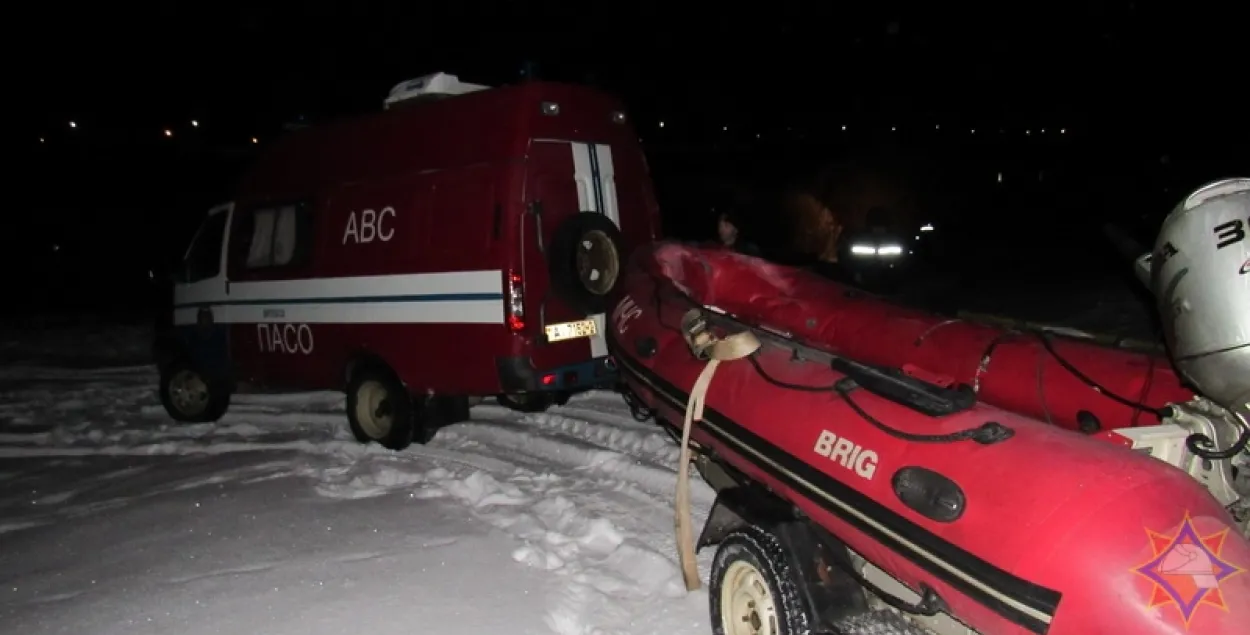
[547,212,626,315]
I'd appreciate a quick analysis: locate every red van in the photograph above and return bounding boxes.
[154,72,661,449]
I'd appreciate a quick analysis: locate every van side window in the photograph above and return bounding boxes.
[246,209,278,267]
[238,203,310,269]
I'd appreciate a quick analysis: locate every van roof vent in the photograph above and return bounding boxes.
[383,72,491,110]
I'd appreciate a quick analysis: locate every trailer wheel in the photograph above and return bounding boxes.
[159,359,231,423]
[346,367,418,450]
[711,525,814,635]
[548,212,626,315]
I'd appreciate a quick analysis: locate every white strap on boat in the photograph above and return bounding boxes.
[676,309,761,591]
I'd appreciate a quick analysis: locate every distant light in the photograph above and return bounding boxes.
[920,224,934,232]
[970,129,976,134]
[851,244,908,258]
[755,133,760,139]
[52,244,60,252]
[1060,128,1066,134]
[251,137,259,144]
[148,270,154,280]
[164,129,173,137]
[841,125,847,131]
[997,171,1004,183]
[68,121,77,129]
[915,235,920,240]
[935,124,940,130]
[722,126,728,131]
[1026,129,1032,135]
[658,121,665,128]
[191,120,199,127]
[891,126,897,131]
[39,137,45,143]
[1041,128,1046,134]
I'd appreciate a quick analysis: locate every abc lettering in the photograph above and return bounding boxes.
[342,207,396,244]
[813,430,879,480]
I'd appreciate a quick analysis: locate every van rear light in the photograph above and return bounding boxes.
[506,270,525,332]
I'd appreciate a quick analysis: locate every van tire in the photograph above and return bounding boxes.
[548,213,626,315]
[346,366,418,451]
[159,359,231,423]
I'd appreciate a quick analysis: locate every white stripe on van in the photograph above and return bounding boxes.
[592,144,620,226]
[172,270,504,326]
[571,143,599,214]
[570,142,620,359]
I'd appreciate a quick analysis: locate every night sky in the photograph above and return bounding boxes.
[7,1,1246,315]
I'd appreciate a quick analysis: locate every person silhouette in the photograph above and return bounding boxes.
[716,211,761,256]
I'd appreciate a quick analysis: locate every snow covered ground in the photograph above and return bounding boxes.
[0,320,925,635]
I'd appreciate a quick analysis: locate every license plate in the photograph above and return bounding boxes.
[545,319,598,343]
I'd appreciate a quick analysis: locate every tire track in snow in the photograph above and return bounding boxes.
[1,377,711,634]
[293,394,716,635]
[0,367,914,635]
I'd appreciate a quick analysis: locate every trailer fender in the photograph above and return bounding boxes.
[697,483,798,550]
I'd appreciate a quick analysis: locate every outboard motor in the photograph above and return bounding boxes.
[1142,178,1250,412]
[1126,178,1250,534]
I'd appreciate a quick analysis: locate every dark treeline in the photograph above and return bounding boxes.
[5,119,1243,319]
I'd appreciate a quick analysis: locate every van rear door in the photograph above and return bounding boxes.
[522,139,624,361]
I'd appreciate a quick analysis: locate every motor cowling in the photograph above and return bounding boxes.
[1148,178,1250,411]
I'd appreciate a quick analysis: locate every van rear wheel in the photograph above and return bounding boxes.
[159,360,231,423]
[346,368,418,450]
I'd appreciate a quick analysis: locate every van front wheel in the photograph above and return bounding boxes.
[159,360,231,423]
[346,368,417,450]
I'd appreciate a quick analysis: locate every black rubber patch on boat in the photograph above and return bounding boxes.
[893,466,966,523]
[634,336,658,359]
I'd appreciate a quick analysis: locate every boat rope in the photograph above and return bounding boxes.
[1033,332,1164,418]
[619,382,657,422]
[676,309,761,591]
[743,354,1012,445]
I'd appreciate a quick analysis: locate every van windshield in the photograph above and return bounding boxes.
[182,211,228,283]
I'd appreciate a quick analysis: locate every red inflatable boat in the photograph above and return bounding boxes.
[668,246,1194,433]
[608,243,1249,635]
